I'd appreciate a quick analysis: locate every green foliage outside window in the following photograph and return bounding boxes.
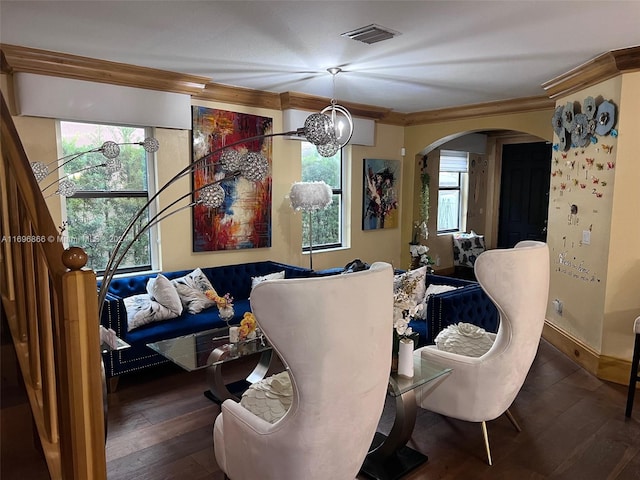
[60,122,151,273]
[300,142,342,248]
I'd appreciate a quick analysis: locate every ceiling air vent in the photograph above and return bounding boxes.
[341,24,401,45]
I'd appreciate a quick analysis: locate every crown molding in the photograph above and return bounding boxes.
[542,46,640,99]
[279,91,407,124]
[404,95,555,125]
[193,82,282,110]
[0,44,210,95]
[2,43,565,127]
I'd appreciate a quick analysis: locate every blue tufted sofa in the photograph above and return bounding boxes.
[408,274,499,347]
[100,261,312,386]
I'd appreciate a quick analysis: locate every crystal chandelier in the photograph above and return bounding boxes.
[307,67,354,157]
[33,138,160,198]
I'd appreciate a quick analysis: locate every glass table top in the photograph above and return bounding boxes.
[388,354,451,397]
[147,327,271,372]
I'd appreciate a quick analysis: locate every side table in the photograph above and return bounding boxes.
[361,353,451,480]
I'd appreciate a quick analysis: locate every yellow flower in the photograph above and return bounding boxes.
[215,296,228,308]
[205,290,218,301]
[241,312,257,333]
[238,324,251,340]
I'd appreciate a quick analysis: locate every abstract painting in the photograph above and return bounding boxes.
[363,158,400,230]
[191,106,272,251]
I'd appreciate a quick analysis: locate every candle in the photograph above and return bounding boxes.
[398,338,414,378]
[229,326,240,343]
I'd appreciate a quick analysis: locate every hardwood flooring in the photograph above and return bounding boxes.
[3,339,640,479]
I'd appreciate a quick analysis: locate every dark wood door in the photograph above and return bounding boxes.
[498,142,551,248]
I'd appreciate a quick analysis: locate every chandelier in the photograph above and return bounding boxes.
[307,67,354,158]
[32,138,160,198]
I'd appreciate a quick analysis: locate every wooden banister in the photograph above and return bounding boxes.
[1,91,107,479]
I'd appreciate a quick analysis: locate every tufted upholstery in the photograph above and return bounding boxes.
[99,261,312,380]
[408,274,499,346]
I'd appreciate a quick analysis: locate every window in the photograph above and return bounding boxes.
[300,142,344,250]
[58,121,157,274]
[437,150,468,234]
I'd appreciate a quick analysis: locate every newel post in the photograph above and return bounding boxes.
[58,246,107,480]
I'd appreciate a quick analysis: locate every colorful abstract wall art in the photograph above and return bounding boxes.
[191,106,272,251]
[362,158,400,230]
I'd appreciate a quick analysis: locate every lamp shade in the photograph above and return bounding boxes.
[289,181,333,211]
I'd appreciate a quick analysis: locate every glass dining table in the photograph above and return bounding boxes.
[360,352,452,480]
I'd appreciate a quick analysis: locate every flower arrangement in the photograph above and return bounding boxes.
[238,312,257,341]
[393,275,423,341]
[206,290,235,322]
[409,243,433,270]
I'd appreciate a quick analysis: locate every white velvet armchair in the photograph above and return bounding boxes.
[213,262,394,480]
[415,240,550,465]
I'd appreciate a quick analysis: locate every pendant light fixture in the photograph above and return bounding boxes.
[316,67,354,157]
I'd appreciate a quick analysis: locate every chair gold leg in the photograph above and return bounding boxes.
[481,421,492,466]
[505,408,522,432]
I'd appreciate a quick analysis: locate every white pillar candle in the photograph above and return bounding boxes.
[229,326,240,343]
[398,338,414,378]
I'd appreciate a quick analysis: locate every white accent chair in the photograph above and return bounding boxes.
[213,262,394,480]
[415,241,550,465]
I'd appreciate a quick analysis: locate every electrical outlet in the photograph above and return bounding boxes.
[553,299,563,315]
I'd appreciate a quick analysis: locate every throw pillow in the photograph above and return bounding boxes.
[124,293,181,331]
[434,322,494,357]
[240,371,292,423]
[425,283,459,297]
[251,270,285,289]
[416,283,459,319]
[147,274,183,316]
[393,265,427,307]
[171,268,218,314]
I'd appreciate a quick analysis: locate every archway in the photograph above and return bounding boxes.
[407,128,550,273]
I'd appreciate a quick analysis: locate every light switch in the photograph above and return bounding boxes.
[582,230,591,245]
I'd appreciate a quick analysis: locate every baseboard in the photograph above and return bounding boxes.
[542,321,631,386]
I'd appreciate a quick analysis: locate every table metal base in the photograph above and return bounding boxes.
[360,432,428,480]
[205,349,273,403]
[203,379,250,404]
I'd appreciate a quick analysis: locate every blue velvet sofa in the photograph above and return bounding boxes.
[100,261,312,385]
[100,261,498,388]
[408,274,499,346]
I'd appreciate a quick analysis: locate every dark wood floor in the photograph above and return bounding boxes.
[3,339,640,479]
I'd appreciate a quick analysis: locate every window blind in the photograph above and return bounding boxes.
[440,150,468,172]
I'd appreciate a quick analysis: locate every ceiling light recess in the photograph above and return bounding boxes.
[341,24,401,45]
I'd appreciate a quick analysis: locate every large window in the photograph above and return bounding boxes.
[59,121,157,274]
[437,150,468,234]
[300,142,344,250]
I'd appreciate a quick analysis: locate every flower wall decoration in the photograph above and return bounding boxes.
[552,97,617,152]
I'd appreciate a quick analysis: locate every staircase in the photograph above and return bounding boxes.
[1,89,107,479]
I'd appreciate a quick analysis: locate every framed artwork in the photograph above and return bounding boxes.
[191,106,273,251]
[362,158,400,230]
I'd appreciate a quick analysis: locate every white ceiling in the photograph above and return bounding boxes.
[1,1,639,114]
